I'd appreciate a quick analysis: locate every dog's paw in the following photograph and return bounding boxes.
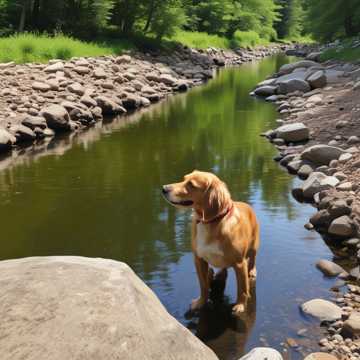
[249,267,257,280]
[191,297,207,311]
[232,303,246,315]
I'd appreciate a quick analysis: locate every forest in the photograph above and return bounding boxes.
[0,1,359,51]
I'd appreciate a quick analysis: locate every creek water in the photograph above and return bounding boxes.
[0,55,339,359]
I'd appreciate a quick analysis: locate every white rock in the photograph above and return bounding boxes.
[301,299,342,322]
[239,347,283,360]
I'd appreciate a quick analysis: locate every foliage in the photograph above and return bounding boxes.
[276,0,305,40]
[0,33,133,63]
[320,38,360,62]
[305,0,360,41]
[170,30,231,49]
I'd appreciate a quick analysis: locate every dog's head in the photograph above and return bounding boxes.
[162,171,231,219]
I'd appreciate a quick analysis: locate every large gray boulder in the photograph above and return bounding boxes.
[278,60,320,75]
[95,96,126,115]
[301,145,345,165]
[239,348,283,360]
[276,123,309,142]
[301,299,342,322]
[307,70,327,89]
[0,257,218,360]
[278,79,311,94]
[41,104,71,132]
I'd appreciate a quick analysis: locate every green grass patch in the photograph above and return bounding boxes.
[279,35,315,45]
[230,31,269,48]
[170,30,231,49]
[320,38,360,62]
[0,33,134,64]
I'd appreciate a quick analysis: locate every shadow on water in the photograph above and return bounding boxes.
[0,54,342,359]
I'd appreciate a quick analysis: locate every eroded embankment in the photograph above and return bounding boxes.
[253,47,360,359]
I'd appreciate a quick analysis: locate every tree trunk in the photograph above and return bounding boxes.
[18,2,27,32]
[143,0,157,33]
[344,14,355,37]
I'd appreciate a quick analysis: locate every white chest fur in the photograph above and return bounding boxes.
[196,223,226,268]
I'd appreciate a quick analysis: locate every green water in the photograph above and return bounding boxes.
[0,55,335,358]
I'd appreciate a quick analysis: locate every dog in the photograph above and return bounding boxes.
[162,170,259,315]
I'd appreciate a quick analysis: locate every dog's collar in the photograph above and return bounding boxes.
[195,203,234,225]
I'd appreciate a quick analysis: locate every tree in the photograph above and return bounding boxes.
[305,0,360,41]
[276,0,304,39]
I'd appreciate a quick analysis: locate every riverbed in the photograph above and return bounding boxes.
[0,55,339,359]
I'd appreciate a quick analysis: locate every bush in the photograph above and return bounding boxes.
[170,30,230,49]
[230,31,266,49]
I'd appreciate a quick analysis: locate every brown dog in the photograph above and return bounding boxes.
[162,170,260,315]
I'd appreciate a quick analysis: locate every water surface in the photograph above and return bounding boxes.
[0,55,337,359]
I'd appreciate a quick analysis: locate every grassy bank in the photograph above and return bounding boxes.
[170,30,270,49]
[0,33,133,63]
[0,30,276,64]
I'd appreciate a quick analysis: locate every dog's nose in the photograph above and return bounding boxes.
[162,185,170,194]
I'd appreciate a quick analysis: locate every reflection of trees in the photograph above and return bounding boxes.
[0,55,297,282]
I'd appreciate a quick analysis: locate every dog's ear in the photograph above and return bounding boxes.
[205,180,231,217]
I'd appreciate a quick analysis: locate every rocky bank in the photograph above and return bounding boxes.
[253,40,360,359]
[0,44,286,154]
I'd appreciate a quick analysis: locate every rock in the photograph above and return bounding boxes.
[159,74,177,86]
[0,256,217,360]
[310,210,332,227]
[287,160,303,173]
[80,95,97,108]
[254,86,277,96]
[350,266,360,279]
[68,82,85,96]
[0,128,16,151]
[301,299,342,322]
[9,124,36,142]
[278,79,311,94]
[115,55,132,64]
[279,60,320,75]
[32,81,51,92]
[302,172,339,199]
[41,104,71,132]
[301,145,344,166]
[93,68,107,79]
[276,123,309,142]
[44,62,64,73]
[328,200,351,218]
[348,136,360,144]
[22,115,47,130]
[338,152,352,163]
[122,94,141,110]
[337,182,353,191]
[316,260,345,277]
[304,353,338,360]
[239,347,283,360]
[298,164,314,179]
[95,96,126,115]
[307,70,327,89]
[342,312,360,337]
[328,216,355,237]
[306,52,323,62]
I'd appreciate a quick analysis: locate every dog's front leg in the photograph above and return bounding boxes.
[191,255,210,311]
[232,260,249,315]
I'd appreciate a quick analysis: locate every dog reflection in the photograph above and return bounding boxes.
[186,270,257,353]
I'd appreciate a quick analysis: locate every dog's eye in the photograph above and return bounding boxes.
[187,180,196,188]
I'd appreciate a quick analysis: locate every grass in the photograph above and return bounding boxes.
[320,37,360,62]
[0,33,134,64]
[170,30,273,50]
[279,35,315,45]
